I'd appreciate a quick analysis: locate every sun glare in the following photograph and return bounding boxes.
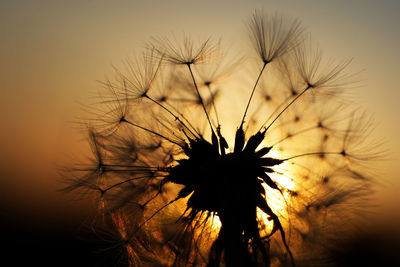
[258,147,295,233]
[206,146,295,237]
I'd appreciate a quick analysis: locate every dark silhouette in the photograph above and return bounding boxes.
[63,10,382,267]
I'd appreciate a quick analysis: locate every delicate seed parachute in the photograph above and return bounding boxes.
[64,10,382,267]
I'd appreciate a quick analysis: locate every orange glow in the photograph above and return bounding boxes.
[111,213,138,266]
[210,213,222,234]
[112,212,129,240]
[205,148,294,237]
[259,148,294,234]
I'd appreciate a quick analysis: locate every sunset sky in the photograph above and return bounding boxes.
[1,0,399,265]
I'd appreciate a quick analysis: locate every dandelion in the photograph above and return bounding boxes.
[64,10,382,267]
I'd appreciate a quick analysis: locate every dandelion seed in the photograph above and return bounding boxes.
[149,35,219,65]
[64,10,383,267]
[292,37,353,92]
[116,49,163,100]
[249,11,303,64]
[85,81,131,135]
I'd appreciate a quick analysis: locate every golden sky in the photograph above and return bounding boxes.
[1,0,399,234]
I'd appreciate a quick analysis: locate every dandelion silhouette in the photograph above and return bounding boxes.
[64,10,382,267]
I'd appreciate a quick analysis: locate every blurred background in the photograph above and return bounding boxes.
[1,0,399,265]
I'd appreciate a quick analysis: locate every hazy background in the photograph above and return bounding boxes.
[1,0,399,265]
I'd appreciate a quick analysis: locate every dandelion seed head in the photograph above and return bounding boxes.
[64,10,384,267]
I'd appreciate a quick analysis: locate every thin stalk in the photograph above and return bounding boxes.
[121,118,183,147]
[206,84,220,128]
[257,94,294,133]
[103,164,161,169]
[187,63,215,134]
[271,125,318,147]
[144,95,199,138]
[103,175,166,192]
[264,85,311,132]
[138,196,180,228]
[165,101,202,137]
[240,62,267,127]
[283,151,342,161]
[104,169,161,173]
